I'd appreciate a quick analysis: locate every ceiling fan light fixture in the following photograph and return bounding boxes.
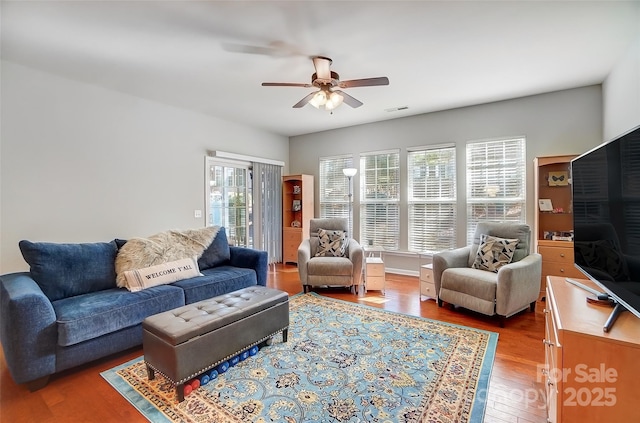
[310,89,344,110]
[262,56,388,110]
[327,91,344,109]
[309,90,327,108]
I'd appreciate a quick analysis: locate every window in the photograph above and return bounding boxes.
[407,144,457,253]
[360,150,400,250]
[319,155,354,223]
[466,137,526,243]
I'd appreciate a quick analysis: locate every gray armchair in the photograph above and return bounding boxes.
[433,222,542,325]
[298,218,364,294]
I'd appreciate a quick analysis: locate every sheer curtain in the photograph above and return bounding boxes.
[252,162,283,265]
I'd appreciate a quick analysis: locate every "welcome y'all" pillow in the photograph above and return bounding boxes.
[123,256,202,291]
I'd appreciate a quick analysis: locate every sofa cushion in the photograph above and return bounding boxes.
[52,284,185,347]
[441,267,498,301]
[19,240,118,301]
[308,256,353,276]
[472,234,519,273]
[172,265,257,304]
[198,227,231,270]
[123,256,202,292]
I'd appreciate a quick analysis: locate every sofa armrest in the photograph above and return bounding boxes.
[433,247,471,296]
[496,253,542,316]
[229,247,268,287]
[0,272,57,385]
[348,239,364,286]
[297,240,312,284]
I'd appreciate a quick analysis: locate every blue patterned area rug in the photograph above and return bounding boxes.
[101,293,498,423]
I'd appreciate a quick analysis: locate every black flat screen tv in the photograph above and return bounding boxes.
[571,125,640,331]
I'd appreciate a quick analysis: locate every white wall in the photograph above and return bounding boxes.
[0,61,289,273]
[290,86,603,273]
[603,32,640,141]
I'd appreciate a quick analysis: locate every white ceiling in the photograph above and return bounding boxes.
[2,1,639,137]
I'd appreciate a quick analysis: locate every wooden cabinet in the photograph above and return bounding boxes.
[282,174,314,264]
[534,155,579,298]
[419,264,436,300]
[538,241,583,291]
[543,276,640,422]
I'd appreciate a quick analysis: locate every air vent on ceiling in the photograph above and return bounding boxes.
[385,106,409,112]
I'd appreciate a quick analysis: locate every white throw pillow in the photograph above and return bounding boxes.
[123,256,202,292]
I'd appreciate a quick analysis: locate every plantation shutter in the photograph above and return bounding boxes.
[360,149,400,250]
[466,137,526,243]
[407,144,457,253]
[319,155,353,220]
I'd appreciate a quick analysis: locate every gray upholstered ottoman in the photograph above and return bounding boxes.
[142,286,289,401]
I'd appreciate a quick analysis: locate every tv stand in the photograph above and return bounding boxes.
[544,276,640,422]
[565,278,626,331]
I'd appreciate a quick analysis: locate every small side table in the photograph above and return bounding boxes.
[364,247,385,294]
[420,264,436,301]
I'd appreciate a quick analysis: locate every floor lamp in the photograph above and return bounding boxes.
[343,167,358,237]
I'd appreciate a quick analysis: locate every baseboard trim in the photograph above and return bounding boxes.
[386,267,419,278]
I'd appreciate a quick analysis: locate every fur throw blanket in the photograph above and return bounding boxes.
[115,226,220,288]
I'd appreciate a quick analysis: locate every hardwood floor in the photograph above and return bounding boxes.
[0,265,548,422]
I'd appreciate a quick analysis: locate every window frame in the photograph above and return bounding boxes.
[359,149,400,250]
[319,154,354,225]
[407,143,457,254]
[465,137,527,243]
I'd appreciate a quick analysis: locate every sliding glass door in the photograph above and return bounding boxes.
[206,159,252,247]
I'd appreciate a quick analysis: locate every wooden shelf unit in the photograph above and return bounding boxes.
[543,276,640,422]
[282,174,314,264]
[534,155,582,298]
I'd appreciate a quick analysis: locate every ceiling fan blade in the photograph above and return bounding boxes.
[293,92,317,108]
[334,90,363,108]
[262,82,314,88]
[339,77,390,88]
[312,56,332,81]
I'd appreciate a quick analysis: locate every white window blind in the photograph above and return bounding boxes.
[319,155,353,221]
[466,137,526,243]
[407,145,457,253]
[360,150,400,250]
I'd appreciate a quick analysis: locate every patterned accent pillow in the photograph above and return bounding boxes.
[315,229,348,257]
[472,234,519,273]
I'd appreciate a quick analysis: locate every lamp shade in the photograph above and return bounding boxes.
[343,168,358,177]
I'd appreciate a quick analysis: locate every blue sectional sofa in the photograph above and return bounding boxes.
[0,228,267,390]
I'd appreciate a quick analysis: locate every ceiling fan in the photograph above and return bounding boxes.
[261,56,389,111]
